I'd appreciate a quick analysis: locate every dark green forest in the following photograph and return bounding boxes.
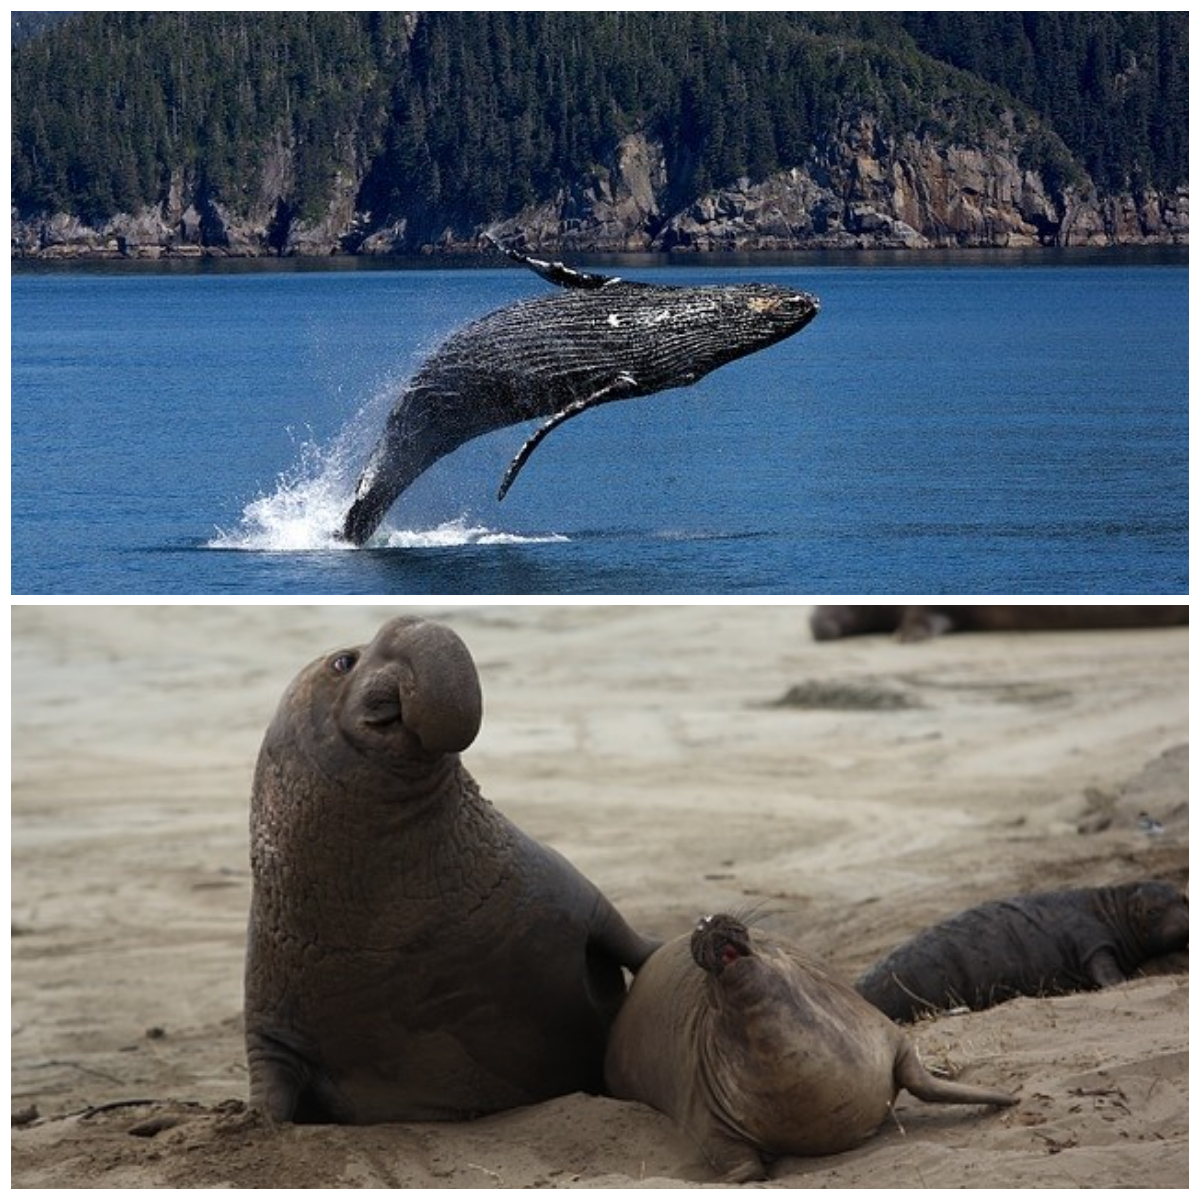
[9,11,74,46]
[10,12,1188,231]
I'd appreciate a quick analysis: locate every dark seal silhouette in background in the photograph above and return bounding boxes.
[855,882,1188,1022]
[810,605,1189,642]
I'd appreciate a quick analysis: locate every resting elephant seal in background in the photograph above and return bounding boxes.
[244,615,658,1123]
[605,914,1016,1183]
[341,243,820,545]
[855,881,1189,1022]
[810,605,1189,642]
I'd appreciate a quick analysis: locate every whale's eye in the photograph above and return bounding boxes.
[330,652,358,675]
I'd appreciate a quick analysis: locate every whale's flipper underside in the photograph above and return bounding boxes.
[497,372,640,500]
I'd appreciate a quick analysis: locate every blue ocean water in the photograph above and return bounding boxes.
[10,251,1188,595]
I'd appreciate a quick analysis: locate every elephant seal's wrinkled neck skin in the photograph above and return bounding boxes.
[341,246,820,545]
[245,615,657,1124]
[606,914,1015,1183]
[247,617,482,937]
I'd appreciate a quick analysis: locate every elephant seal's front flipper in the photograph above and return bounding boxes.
[247,1028,353,1124]
[497,372,639,500]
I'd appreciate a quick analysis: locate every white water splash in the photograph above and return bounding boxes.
[207,382,569,553]
[380,518,568,549]
[207,421,362,552]
[209,475,350,552]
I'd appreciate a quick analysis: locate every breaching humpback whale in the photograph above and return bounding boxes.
[341,242,820,546]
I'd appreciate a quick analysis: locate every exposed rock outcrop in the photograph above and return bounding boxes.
[486,134,669,254]
[11,118,1187,260]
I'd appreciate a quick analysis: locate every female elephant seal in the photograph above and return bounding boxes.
[856,881,1189,1022]
[245,615,658,1124]
[605,914,1016,1183]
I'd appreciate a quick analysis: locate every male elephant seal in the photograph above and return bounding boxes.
[810,604,1188,642]
[855,881,1188,1022]
[341,243,820,545]
[244,615,658,1123]
[605,914,1016,1183]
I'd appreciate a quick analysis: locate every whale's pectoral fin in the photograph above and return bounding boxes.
[497,372,639,500]
[485,233,620,291]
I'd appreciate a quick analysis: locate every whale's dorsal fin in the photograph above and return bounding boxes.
[486,235,620,290]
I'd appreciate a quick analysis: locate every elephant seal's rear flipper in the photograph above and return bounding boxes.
[893,1042,1017,1109]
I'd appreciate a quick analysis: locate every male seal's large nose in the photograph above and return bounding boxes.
[378,617,483,753]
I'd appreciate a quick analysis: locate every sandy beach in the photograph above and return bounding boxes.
[10,603,1188,1187]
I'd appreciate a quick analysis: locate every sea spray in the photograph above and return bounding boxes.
[208,374,568,552]
[380,519,568,549]
[208,415,370,552]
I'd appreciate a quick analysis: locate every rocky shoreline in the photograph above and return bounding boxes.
[12,127,1188,261]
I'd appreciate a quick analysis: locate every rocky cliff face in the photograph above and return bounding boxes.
[11,116,1187,260]
[506,118,1187,253]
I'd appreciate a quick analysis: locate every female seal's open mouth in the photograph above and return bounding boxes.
[691,914,754,975]
[719,941,746,968]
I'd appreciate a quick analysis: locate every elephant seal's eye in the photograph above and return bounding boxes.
[330,652,358,675]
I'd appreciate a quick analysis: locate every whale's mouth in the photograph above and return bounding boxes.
[784,292,821,330]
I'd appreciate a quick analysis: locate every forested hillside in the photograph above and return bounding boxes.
[10,11,73,46]
[897,12,1188,194]
[10,12,1188,256]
